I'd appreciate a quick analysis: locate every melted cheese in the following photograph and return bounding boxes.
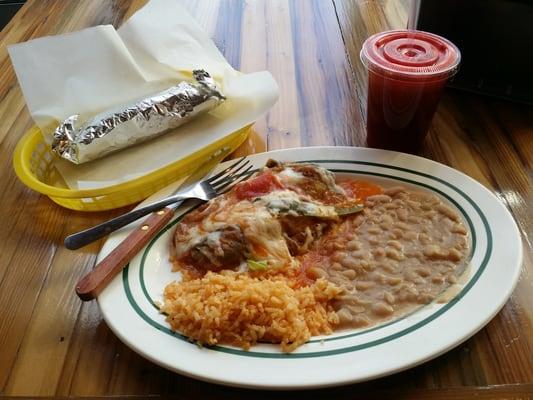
[257,189,337,218]
[173,163,349,272]
[225,200,292,268]
[276,167,305,186]
[316,166,346,195]
[174,197,293,269]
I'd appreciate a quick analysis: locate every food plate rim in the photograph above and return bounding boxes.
[97,146,522,389]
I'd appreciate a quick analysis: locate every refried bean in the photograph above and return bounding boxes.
[303,185,470,329]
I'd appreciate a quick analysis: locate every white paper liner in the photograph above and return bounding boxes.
[8,0,278,189]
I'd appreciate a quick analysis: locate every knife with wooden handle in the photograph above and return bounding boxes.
[75,148,229,301]
[76,207,177,300]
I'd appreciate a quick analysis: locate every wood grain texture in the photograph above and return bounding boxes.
[2,384,533,399]
[0,0,531,397]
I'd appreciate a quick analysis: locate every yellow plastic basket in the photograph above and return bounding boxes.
[13,125,250,211]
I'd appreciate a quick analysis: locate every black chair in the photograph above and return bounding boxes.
[0,0,26,31]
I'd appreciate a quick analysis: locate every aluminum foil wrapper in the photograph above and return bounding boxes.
[52,70,225,164]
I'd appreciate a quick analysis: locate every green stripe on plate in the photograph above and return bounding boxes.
[122,160,492,358]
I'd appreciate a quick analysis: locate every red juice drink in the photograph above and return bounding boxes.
[360,30,460,153]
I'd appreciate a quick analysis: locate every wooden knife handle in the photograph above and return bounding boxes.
[76,207,175,301]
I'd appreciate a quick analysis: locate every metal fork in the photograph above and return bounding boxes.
[65,157,253,250]
[75,157,253,301]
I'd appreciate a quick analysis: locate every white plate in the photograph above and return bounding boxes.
[98,146,522,389]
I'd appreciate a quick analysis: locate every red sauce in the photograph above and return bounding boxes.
[296,250,325,286]
[340,180,383,201]
[251,242,269,258]
[291,180,346,206]
[234,172,284,200]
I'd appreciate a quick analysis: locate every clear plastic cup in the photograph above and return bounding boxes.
[360,29,461,153]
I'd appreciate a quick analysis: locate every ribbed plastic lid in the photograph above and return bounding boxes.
[360,29,461,78]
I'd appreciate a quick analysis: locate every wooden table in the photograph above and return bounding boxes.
[0,0,531,398]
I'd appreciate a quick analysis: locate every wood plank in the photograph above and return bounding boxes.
[3,246,99,395]
[488,101,533,173]
[333,0,404,115]
[240,0,301,151]
[57,300,118,396]
[288,0,364,147]
[3,383,533,399]
[0,0,138,395]
[0,86,27,144]
[0,197,65,390]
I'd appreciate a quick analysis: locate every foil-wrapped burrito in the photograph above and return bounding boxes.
[52,70,225,164]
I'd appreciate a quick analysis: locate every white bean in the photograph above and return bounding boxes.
[372,302,394,316]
